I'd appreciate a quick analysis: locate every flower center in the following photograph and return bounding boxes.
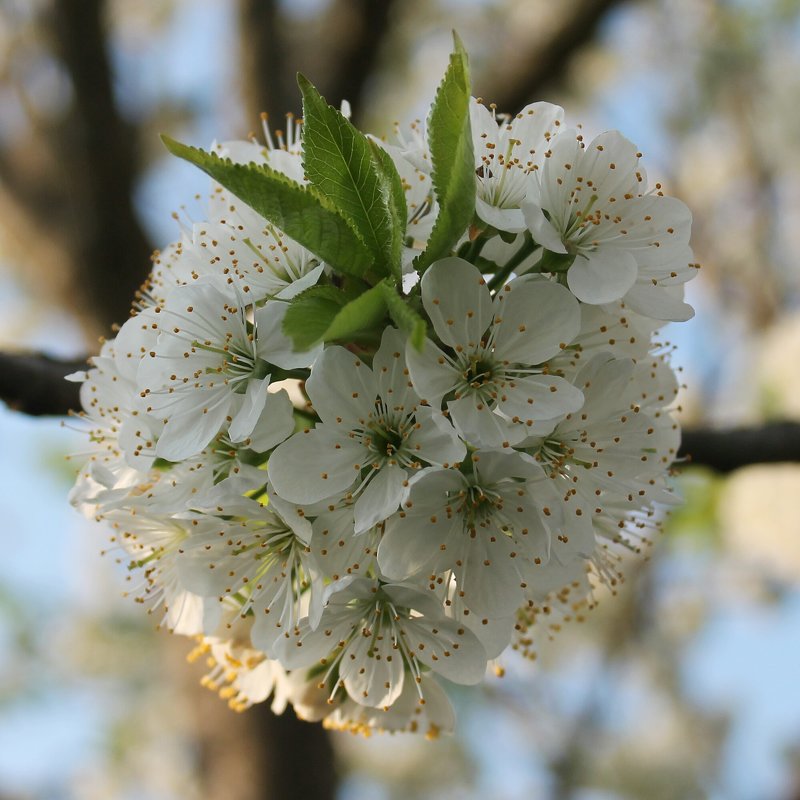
[367,423,405,457]
[464,355,496,389]
[452,484,504,537]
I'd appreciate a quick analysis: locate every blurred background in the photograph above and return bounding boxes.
[1,0,800,798]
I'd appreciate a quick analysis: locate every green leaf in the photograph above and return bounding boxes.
[161,136,373,278]
[378,283,427,350]
[414,33,475,273]
[369,139,407,279]
[282,286,349,350]
[299,76,404,277]
[282,283,390,351]
[322,282,389,343]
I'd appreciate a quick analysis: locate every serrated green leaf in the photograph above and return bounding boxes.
[282,286,348,350]
[369,139,407,280]
[378,283,427,350]
[282,282,390,351]
[299,76,403,277]
[414,35,475,273]
[161,136,373,278]
[322,282,389,343]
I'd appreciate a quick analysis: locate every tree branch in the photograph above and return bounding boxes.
[0,351,84,416]
[677,422,800,474]
[4,351,799,476]
[44,0,152,332]
[238,0,293,123]
[478,0,633,111]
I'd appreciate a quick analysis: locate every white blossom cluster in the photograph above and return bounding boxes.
[69,55,696,737]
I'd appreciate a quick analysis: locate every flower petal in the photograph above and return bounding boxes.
[354,463,408,533]
[306,346,377,425]
[420,258,493,350]
[493,278,581,364]
[268,427,362,504]
[567,248,638,305]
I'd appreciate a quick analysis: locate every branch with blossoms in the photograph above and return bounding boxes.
[4,34,761,738]
[3,351,797,473]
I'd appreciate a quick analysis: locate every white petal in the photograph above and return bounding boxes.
[306,346,377,425]
[255,302,320,369]
[448,396,520,448]
[228,376,270,442]
[340,633,405,708]
[378,469,465,579]
[522,200,568,253]
[245,388,296,452]
[623,282,694,322]
[155,389,231,461]
[493,278,581,363]
[268,428,362,504]
[405,338,459,407]
[354,464,408,533]
[568,247,638,305]
[496,374,584,424]
[372,327,416,412]
[457,536,524,618]
[402,616,487,685]
[274,263,325,300]
[475,196,526,232]
[508,102,565,159]
[405,408,466,467]
[420,258,493,350]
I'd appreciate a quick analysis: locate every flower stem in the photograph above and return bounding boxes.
[487,233,537,291]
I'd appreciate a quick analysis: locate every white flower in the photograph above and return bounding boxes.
[138,281,311,461]
[190,611,291,712]
[97,507,222,635]
[470,98,565,232]
[174,490,317,657]
[406,258,584,448]
[269,327,465,532]
[378,450,564,618]
[522,352,681,587]
[522,130,696,320]
[319,671,456,738]
[308,502,381,582]
[276,577,486,709]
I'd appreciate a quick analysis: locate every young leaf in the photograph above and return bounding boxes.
[321,281,389,343]
[161,136,373,278]
[299,76,405,278]
[369,139,407,279]
[282,283,390,351]
[414,34,475,272]
[282,286,349,351]
[378,283,427,351]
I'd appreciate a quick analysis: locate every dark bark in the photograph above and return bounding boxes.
[45,0,152,332]
[239,0,294,122]
[0,352,84,416]
[321,0,399,123]
[678,422,800,474]
[477,0,633,111]
[251,705,337,800]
